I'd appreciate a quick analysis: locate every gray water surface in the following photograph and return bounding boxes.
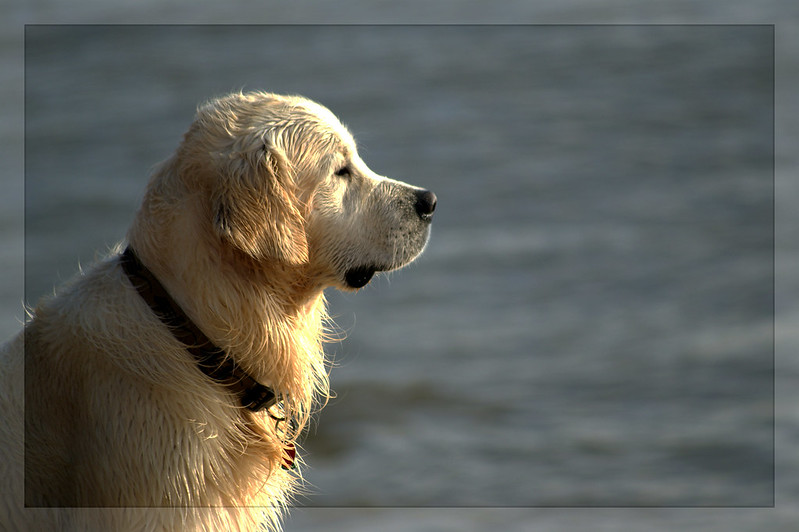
[23,25,773,508]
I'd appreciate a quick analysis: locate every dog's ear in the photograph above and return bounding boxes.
[213,142,308,265]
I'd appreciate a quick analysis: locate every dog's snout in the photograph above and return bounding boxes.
[414,190,437,220]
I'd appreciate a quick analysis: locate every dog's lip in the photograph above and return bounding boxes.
[344,266,377,289]
[344,265,390,288]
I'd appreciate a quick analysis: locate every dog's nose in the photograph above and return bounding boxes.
[414,190,437,220]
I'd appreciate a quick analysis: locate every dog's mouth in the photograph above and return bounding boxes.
[344,266,379,289]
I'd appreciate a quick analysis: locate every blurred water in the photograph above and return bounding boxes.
[22,24,774,510]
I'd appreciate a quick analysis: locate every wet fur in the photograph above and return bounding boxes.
[0,91,431,531]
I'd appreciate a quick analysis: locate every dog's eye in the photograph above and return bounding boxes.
[334,165,351,178]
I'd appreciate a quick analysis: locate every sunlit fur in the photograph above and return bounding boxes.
[0,91,431,531]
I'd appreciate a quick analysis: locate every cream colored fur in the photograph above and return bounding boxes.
[0,91,433,531]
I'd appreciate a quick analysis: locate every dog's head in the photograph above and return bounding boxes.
[175,91,435,291]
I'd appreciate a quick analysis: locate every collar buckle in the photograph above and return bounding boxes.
[242,385,279,412]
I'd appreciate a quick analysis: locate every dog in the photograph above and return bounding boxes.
[0,91,435,531]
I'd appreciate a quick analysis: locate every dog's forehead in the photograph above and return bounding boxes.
[286,100,353,144]
[273,104,356,158]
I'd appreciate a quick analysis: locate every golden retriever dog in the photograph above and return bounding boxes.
[0,91,436,531]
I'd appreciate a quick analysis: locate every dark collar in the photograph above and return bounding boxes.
[119,246,278,412]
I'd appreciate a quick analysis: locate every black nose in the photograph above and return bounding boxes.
[414,190,437,220]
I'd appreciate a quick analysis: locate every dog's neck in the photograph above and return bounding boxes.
[119,246,279,412]
[126,184,330,437]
